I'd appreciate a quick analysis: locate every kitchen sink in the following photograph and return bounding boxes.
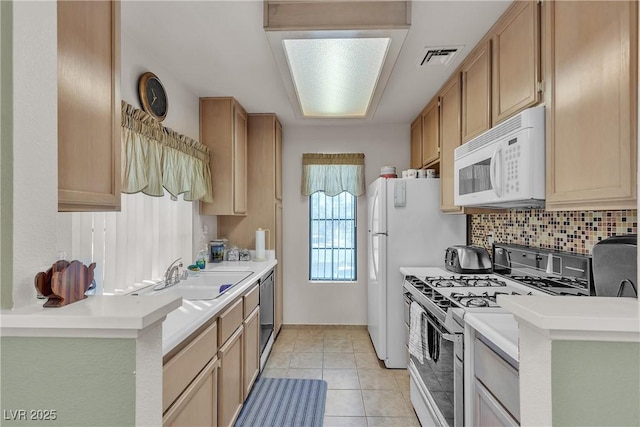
[130,271,253,300]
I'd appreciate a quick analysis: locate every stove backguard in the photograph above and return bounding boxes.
[492,243,593,295]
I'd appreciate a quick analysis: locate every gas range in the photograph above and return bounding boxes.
[402,269,547,328]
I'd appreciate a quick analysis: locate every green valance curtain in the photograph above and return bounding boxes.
[301,153,366,197]
[121,101,213,202]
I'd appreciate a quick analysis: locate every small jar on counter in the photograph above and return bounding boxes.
[209,239,226,263]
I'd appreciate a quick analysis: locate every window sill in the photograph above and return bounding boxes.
[308,280,358,284]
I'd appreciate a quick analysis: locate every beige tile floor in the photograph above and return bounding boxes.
[262,326,420,427]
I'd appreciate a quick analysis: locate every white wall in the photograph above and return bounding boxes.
[56,28,217,276]
[282,124,409,325]
[9,4,216,308]
[11,1,58,308]
[119,29,217,258]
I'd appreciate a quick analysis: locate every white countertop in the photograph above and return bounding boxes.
[160,258,277,355]
[400,266,449,277]
[499,295,640,342]
[0,295,182,338]
[464,312,519,361]
[0,257,277,353]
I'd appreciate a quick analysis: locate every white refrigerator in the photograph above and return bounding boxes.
[367,177,466,368]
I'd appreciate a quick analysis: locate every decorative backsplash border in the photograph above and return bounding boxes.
[470,209,637,256]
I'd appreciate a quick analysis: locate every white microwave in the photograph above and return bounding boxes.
[454,106,545,209]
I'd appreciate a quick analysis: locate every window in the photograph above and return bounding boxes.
[309,191,357,281]
[68,192,193,294]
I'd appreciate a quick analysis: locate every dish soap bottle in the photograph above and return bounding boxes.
[195,249,206,270]
[196,228,208,270]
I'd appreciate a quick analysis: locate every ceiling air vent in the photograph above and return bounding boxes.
[416,45,464,68]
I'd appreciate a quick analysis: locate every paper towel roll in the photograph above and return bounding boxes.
[255,228,266,261]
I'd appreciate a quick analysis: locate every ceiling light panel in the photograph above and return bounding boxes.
[283,38,390,117]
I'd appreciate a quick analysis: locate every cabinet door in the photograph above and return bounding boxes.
[410,116,423,169]
[243,306,260,399]
[233,103,248,215]
[218,326,244,427]
[218,113,280,247]
[492,0,541,124]
[275,119,283,201]
[57,0,121,212]
[421,98,440,166]
[544,1,637,210]
[163,321,218,412]
[462,40,492,142]
[474,380,519,427]
[200,97,248,216]
[163,357,218,427]
[275,202,283,335]
[439,74,463,213]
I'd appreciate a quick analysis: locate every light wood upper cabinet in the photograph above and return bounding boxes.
[439,73,464,214]
[58,0,121,212]
[275,120,283,201]
[200,97,248,216]
[218,113,282,248]
[462,40,492,142]
[544,0,638,210]
[421,98,440,166]
[410,116,423,169]
[492,0,541,125]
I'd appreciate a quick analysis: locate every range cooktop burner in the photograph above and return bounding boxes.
[508,275,589,290]
[448,290,528,308]
[423,276,507,288]
[404,274,537,316]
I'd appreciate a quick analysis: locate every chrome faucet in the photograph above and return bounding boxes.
[164,258,183,287]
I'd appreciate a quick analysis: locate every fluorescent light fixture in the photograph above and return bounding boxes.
[282,38,390,117]
[266,28,408,121]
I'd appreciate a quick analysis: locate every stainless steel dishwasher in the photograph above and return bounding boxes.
[259,269,274,357]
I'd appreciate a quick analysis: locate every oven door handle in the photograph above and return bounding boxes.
[442,333,462,343]
[422,312,462,343]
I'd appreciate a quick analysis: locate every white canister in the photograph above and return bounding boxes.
[406,169,418,178]
[425,169,437,178]
[401,170,408,178]
[417,169,427,178]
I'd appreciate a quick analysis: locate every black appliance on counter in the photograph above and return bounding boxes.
[592,235,637,297]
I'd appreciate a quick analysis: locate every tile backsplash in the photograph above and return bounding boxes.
[470,209,637,255]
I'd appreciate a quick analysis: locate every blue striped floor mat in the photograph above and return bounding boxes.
[235,378,328,427]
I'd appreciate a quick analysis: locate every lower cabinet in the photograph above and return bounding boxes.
[218,325,244,427]
[473,380,519,427]
[243,306,260,399]
[471,337,520,426]
[163,357,219,427]
[163,285,263,427]
[162,321,218,426]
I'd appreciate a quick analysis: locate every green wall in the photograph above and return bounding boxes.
[0,0,13,309]
[0,337,136,426]
[552,340,640,426]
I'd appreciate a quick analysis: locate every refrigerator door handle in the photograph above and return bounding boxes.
[372,232,388,236]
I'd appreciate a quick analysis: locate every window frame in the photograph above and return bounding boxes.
[308,191,357,283]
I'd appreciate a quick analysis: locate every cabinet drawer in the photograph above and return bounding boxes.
[163,321,217,412]
[243,284,259,318]
[474,338,520,421]
[163,356,218,427]
[218,298,244,345]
